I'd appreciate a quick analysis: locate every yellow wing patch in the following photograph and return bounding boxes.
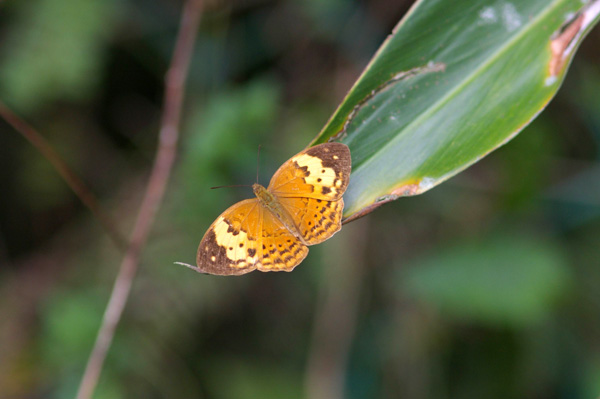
[194,143,351,276]
[268,143,351,201]
[196,199,262,276]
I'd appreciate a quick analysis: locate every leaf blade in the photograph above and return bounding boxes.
[312,0,600,219]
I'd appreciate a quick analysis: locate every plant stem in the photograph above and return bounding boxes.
[0,101,127,250]
[75,1,203,397]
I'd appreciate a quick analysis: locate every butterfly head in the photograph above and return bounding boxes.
[253,183,276,206]
[252,182,267,197]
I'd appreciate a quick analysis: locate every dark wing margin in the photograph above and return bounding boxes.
[196,199,262,276]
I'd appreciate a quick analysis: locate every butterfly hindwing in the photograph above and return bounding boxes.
[277,196,343,245]
[196,199,262,276]
[268,143,351,201]
[258,207,308,272]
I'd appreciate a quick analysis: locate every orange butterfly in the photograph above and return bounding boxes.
[194,142,351,276]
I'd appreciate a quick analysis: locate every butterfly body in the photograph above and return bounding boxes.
[252,183,308,245]
[196,143,351,276]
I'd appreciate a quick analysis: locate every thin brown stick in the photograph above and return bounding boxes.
[75,1,203,398]
[0,102,127,250]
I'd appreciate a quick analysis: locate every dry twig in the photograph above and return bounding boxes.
[0,101,127,250]
[75,0,204,397]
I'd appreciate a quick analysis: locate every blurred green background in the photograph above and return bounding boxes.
[1,0,599,398]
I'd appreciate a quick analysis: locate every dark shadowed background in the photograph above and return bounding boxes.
[1,0,599,398]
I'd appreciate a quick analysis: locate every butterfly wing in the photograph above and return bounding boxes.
[258,207,308,272]
[196,199,263,276]
[276,196,344,245]
[267,142,350,245]
[268,143,351,201]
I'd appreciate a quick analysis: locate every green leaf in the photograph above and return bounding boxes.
[402,232,571,327]
[311,0,600,219]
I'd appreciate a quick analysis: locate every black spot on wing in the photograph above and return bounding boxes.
[226,222,240,236]
[301,181,314,193]
[293,161,310,177]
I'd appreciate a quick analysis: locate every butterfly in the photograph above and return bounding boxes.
[195,142,351,276]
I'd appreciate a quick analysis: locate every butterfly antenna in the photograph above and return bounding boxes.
[210,184,252,190]
[211,146,262,190]
[256,144,261,184]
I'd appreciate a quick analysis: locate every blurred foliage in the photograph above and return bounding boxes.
[402,231,571,326]
[0,0,599,398]
[0,0,118,112]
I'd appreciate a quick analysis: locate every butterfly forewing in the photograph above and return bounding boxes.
[268,143,351,201]
[196,199,262,276]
